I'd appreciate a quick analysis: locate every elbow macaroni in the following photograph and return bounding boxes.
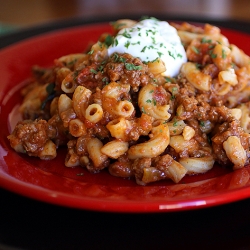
[138,83,171,120]
[128,120,170,159]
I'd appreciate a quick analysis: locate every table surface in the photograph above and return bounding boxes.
[1,186,250,250]
[1,0,250,29]
[1,2,250,249]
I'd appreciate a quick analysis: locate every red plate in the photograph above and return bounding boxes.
[1,22,250,213]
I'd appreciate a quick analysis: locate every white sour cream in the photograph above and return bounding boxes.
[108,18,187,77]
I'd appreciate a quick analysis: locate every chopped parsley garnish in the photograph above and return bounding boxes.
[146,98,156,106]
[151,57,160,63]
[73,70,79,81]
[121,30,132,39]
[90,68,98,74]
[88,49,94,55]
[113,38,118,46]
[141,106,146,113]
[209,51,217,59]
[165,77,172,82]
[141,46,147,52]
[173,119,178,127]
[192,46,200,54]
[113,53,126,63]
[168,51,175,59]
[140,16,160,22]
[152,98,157,106]
[157,51,164,57]
[102,77,109,85]
[195,63,202,69]
[200,121,205,127]
[98,64,104,73]
[124,40,130,49]
[104,35,114,47]
[201,37,212,44]
[222,49,227,59]
[67,59,77,66]
[171,87,178,100]
[131,41,140,45]
[125,63,142,70]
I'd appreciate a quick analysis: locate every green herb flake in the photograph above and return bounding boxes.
[141,106,146,114]
[112,53,126,63]
[141,46,147,53]
[88,50,94,55]
[67,59,77,66]
[222,49,227,59]
[210,53,217,59]
[157,51,164,58]
[192,46,200,54]
[102,77,109,85]
[104,35,114,47]
[98,65,104,73]
[201,37,212,44]
[168,51,175,59]
[121,30,132,39]
[132,41,140,45]
[125,63,142,71]
[173,118,178,127]
[124,40,130,49]
[114,38,118,46]
[209,50,217,59]
[98,42,103,49]
[171,87,178,100]
[73,70,79,81]
[195,63,202,69]
[90,68,98,74]
[172,87,178,93]
[165,77,172,83]
[208,44,215,49]
[200,121,205,127]
[152,98,157,106]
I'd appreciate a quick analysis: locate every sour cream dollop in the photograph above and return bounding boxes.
[108,18,187,77]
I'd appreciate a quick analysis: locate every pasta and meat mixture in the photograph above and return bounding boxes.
[8,19,250,185]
